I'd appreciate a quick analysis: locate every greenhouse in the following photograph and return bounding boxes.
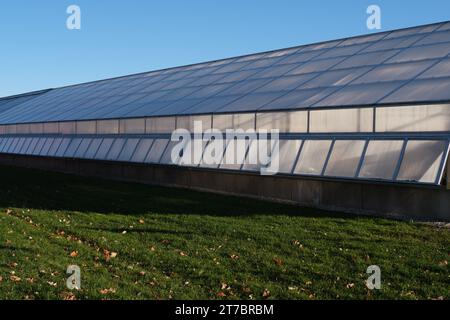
[0,21,449,220]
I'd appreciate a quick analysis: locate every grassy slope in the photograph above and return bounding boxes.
[0,165,448,300]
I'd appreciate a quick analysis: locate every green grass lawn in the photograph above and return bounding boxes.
[0,165,448,300]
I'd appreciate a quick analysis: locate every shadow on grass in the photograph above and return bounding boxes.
[0,165,363,220]
[82,226,193,235]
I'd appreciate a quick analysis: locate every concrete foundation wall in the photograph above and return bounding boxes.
[0,154,449,221]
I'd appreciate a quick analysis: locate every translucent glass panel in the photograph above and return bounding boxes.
[260,87,336,110]
[117,139,140,162]
[287,57,344,75]
[76,121,96,134]
[119,118,146,134]
[386,42,450,63]
[176,115,212,131]
[310,108,373,133]
[55,138,71,157]
[418,58,450,79]
[146,117,176,133]
[213,113,255,130]
[255,73,318,93]
[324,140,366,177]
[294,140,332,175]
[106,139,126,161]
[40,138,55,156]
[315,82,405,107]
[359,140,404,180]
[29,123,44,134]
[381,77,450,103]
[43,122,59,134]
[266,140,302,174]
[200,138,226,168]
[19,138,33,154]
[145,139,169,163]
[94,138,115,160]
[376,104,450,132]
[220,139,251,170]
[178,139,208,167]
[352,60,435,84]
[242,139,275,172]
[59,122,76,134]
[397,140,448,183]
[300,67,371,89]
[84,138,103,159]
[74,138,92,158]
[130,139,154,163]
[64,138,83,157]
[159,141,180,165]
[97,120,119,134]
[256,111,307,132]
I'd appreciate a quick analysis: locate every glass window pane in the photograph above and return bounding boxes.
[47,138,63,156]
[145,139,169,163]
[266,139,303,174]
[119,118,146,134]
[39,138,55,156]
[76,121,96,134]
[146,117,176,133]
[294,140,332,175]
[220,138,251,170]
[55,138,72,157]
[19,138,33,155]
[130,139,154,163]
[94,138,115,160]
[256,111,308,132]
[324,140,366,177]
[397,140,448,183]
[106,139,126,161]
[12,137,25,154]
[84,138,103,159]
[310,108,373,133]
[64,138,83,158]
[358,140,404,180]
[97,120,119,134]
[178,139,208,167]
[242,139,275,172]
[117,139,140,162]
[159,140,179,165]
[30,138,47,155]
[376,104,450,132]
[5,137,18,153]
[74,138,92,158]
[1,137,13,153]
[200,138,226,168]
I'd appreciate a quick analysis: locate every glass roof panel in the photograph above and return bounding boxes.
[351,60,435,84]
[386,42,450,63]
[380,77,450,103]
[314,81,405,107]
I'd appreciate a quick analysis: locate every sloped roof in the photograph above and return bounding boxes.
[1,21,450,124]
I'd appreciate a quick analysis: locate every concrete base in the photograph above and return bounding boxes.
[0,154,449,221]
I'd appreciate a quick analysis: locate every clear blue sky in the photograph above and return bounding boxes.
[1,0,449,97]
